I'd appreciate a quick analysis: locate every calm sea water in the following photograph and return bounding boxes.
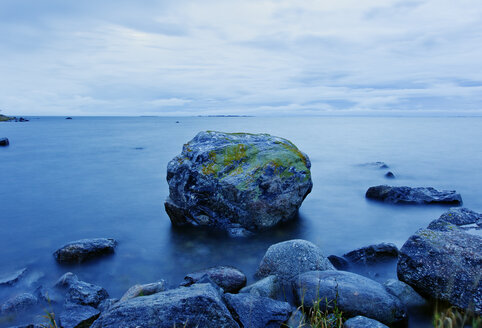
[1,116,481,327]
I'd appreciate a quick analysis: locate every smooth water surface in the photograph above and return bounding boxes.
[0,116,481,326]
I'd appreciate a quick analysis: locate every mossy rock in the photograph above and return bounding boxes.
[165,131,312,234]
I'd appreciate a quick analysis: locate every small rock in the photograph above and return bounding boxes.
[366,185,462,205]
[1,293,38,314]
[285,309,309,328]
[120,280,167,302]
[343,316,389,328]
[328,255,350,270]
[55,272,109,308]
[384,171,395,179]
[0,267,27,286]
[181,266,246,293]
[256,239,335,281]
[53,238,117,263]
[383,279,426,307]
[66,117,73,120]
[223,293,292,328]
[97,298,118,312]
[0,137,9,146]
[343,243,399,264]
[360,162,389,169]
[59,304,100,328]
[239,275,280,299]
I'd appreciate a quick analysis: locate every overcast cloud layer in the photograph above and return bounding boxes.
[1,0,482,116]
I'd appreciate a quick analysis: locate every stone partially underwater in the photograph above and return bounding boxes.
[165,131,313,235]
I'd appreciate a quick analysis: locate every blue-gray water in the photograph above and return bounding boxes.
[1,116,481,327]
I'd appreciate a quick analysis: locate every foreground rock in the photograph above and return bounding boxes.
[366,185,462,205]
[223,293,292,328]
[53,238,117,263]
[181,266,246,293]
[165,131,312,233]
[343,243,399,264]
[56,272,109,307]
[0,137,9,146]
[120,280,167,302]
[240,275,280,299]
[91,283,239,328]
[383,279,426,307]
[343,316,389,328]
[256,239,334,280]
[1,293,38,314]
[59,304,100,328]
[293,270,406,325]
[397,228,481,314]
[0,267,27,286]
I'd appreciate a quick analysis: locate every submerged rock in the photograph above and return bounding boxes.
[256,239,334,280]
[91,284,239,328]
[56,272,109,308]
[165,131,312,233]
[0,267,27,286]
[343,316,389,328]
[293,270,406,325]
[365,185,462,205]
[120,280,167,302]
[181,266,246,293]
[397,228,481,314]
[343,243,399,264]
[384,171,395,179]
[360,162,389,169]
[0,137,9,146]
[59,304,100,328]
[223,293,292,328]
[1,293,38,314]
[53,238,117,263]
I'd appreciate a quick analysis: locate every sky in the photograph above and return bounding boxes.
[1,0,482,116]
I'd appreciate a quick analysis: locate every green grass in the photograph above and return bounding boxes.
[433,306,481,328]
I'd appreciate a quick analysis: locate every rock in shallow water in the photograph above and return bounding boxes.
[180,266,246,293]
[0,137,9,146]
[56,272,109,308]
[0,267,27,286]
[165,131,312,233]
[120,280,167,302]
[343,243,399,264]
[366,185,462,205]
[1,293,38,314]
[91,283,239,328]
[293,270,406,325]
[53,238,117,263]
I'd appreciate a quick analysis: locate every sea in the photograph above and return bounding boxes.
[1,115,481,327]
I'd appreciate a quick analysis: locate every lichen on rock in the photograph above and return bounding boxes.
[165,131,313,234]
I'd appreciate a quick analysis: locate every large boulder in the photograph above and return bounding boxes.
[91,283,239,328]
[256,239,334,281]
[293,270,406,325]
[180,266,246,293]
[165,131,312,233]
[53,238,117,263]
[397,228,481,314]
[365,185,462,205]
[223,293,292,328]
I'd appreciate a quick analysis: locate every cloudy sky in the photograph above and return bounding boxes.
[1,0,482,116]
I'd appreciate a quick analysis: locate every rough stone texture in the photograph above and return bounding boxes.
[165,131,312,233]
[343,316,389,328]
[97,298,118,313]
[256,239,334,280]
[53,238,117,263]
[1,293,38,314]
[328,255,350,270]
[239,275,280,299]
[0,268,27,286]
[365,185,462,205]
[59,304,100,328]
[293,270,406,325]
[34,285,63,304]
[55,272,109,308]
[383,279,426,307]
[343,243,399,264]
[181,266,246,293]
[91,283,239,328]
[428,208,482,231]
[223,293,292,328]
[120,280,167,302]
[397,228,481,314]
[0,137,9,146]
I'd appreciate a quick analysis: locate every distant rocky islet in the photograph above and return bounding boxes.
[1,130,480,327]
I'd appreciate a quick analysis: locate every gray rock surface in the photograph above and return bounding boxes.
[0,137,9,146]
[239,275,280,299]
[428,207,482,231]
[59,304,100,328]
[181,266,246,293]
[1,293,38,314]
[97,298,118,313]
[397,228,481,314]
[365,185,462,205]
[343,243,399,264]
[120,280,167,302]
[223,293,292,328]
[53,238,117,263]
[383,279,426,307]
[257,239,334,280]
[328,255,350,270]
[165,131,312,232]
[293,270,406,325]
[343,316,389,328]
[0,268,27,286]
[91,283,239,328]
[55,272,109,308]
